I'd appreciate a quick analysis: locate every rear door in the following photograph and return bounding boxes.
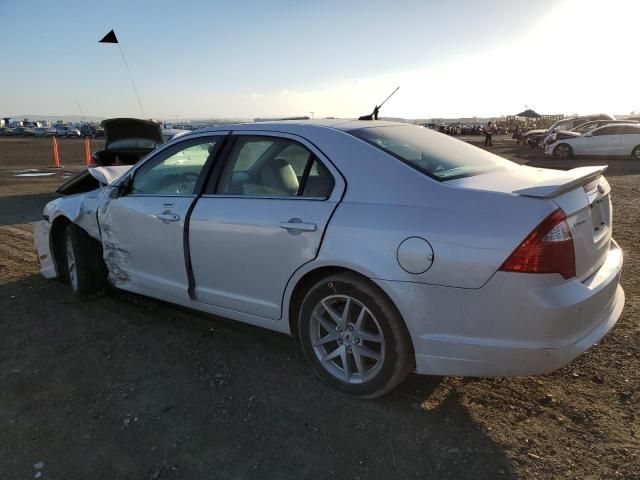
[99,134,227,301]
[188,132,345,319]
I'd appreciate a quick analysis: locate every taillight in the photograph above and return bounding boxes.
[499,209,575,279]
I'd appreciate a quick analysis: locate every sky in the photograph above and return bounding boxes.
[1,0,638,120]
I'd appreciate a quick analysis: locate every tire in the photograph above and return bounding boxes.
[554,143,573,158]
[298,273,414,399]
[632,146,640,160]
[63,224,108,298]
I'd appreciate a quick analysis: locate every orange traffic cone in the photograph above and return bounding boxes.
[84,137,91,165]
[52,136,61,168]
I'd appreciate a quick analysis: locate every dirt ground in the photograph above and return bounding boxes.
[0,136,638,479]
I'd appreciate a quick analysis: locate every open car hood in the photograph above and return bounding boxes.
[56,166,133,195]
[102,118,162,153]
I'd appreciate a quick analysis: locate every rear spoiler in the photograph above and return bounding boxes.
[513,166,607,198]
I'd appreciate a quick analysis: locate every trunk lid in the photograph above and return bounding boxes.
[446,165,612,280]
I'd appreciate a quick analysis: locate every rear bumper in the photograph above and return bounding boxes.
[375,240,624,376]
[33,220,58,279]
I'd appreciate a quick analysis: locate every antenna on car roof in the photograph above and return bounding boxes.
[358,86,400,121]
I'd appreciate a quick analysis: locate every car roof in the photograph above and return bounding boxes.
[191,119,408,136]
[592,123,640,130]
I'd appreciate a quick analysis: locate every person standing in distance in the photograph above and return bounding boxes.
[484,121,494,147]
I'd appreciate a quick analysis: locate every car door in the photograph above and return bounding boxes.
[188,132,345,320]
[99,134,227,302]
[585,126,621,155]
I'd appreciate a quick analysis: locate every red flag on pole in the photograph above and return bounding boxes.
[99,30,118,43]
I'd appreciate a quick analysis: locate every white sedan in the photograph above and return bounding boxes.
[546,123,640,159]
[34,120,624,398]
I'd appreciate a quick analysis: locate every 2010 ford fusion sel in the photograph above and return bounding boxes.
[34,120,624,398]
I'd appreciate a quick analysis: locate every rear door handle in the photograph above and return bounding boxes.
[279,219,317,232]
[155,211,180,223]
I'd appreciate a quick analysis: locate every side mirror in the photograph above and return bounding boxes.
[109,175,132,198]
[583,132,593,137]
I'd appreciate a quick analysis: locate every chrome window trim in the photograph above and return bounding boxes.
[124,193,198,198]
[199,194,328,201]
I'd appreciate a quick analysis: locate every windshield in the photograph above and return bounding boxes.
[350,125,514,181]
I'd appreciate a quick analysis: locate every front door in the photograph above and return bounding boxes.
[188,133,344,320]
[584,126,621,155]
[99,134,225,302]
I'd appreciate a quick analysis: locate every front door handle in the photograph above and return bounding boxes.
[155,211,180,223]
[279,219,317,232]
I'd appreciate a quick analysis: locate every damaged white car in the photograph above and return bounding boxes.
[34,120,625,398]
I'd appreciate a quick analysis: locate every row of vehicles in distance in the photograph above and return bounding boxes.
[523,114,640,159]
[0,125,105,138]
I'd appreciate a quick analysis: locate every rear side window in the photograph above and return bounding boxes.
[620,126,640,134]
[215,136,334,198]
[351,125,513,181]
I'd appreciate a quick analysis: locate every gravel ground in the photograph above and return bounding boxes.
[0,136,638,479]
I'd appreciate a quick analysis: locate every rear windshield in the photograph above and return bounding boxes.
[350,125,513,181]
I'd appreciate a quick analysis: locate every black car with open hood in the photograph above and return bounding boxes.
[58,118,163,195]
[91,118,163,166]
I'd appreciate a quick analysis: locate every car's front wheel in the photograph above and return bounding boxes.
[63,224,108,298]
[554,143,573,158]
[298,273,414,399]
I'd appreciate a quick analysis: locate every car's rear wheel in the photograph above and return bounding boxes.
[632,146,640,160]
[554,143,573,158]
[298,273,414,399]
[63,224,108,298]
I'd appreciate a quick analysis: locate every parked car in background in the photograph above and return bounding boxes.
[543,120,640,148]
[66,128,82,138]
[13,127,36,136]
[546,123,640,158]
[54,126,68,137]
[46,127,57,136]
[35,120,624,398]
[0,127,14,136]
[34,127,48,137]
[80,125,105,138]
[525,114,616,148]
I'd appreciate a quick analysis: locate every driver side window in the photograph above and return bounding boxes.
[130,137,220,195]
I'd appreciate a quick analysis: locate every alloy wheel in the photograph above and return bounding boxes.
[555,144,570,158]
[309,294,385,384]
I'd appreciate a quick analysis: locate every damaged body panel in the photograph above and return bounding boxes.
[34,166,132,278]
